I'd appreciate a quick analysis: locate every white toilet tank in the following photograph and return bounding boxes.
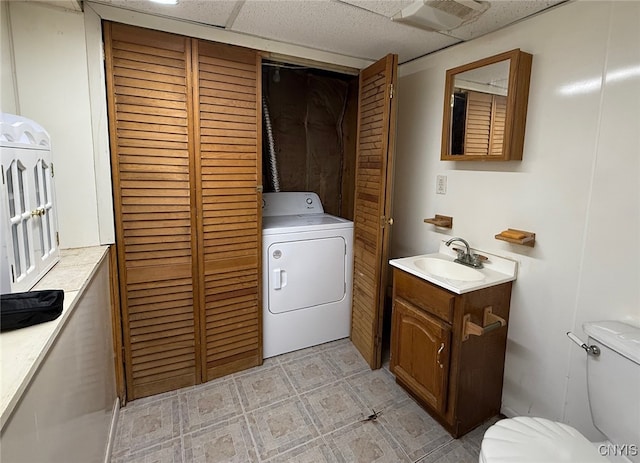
[585,321,640,461]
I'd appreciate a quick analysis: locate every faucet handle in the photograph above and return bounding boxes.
[451,247,467,258]
[452,247,489,262]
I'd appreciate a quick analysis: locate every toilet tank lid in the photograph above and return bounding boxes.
[583,321,640,365]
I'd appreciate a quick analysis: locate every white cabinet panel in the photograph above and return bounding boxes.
[1,114,59,293]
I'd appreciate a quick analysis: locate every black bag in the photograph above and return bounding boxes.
[1,290,64,332]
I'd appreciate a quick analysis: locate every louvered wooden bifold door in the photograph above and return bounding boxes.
[193,40,262,381]
[350,54,398,369]
[105,23,261,400]
[105,23,200,399]
[464,91,507,157]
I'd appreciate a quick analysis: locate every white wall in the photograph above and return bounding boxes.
[1,258,117,463]
[7,2,100,249]
[0,2,17,114]
[394,1,639,439]
[562,2,640,439]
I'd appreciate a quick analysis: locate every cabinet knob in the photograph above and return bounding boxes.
[31,207,46,217]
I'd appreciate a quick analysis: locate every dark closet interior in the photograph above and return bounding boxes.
[261,62,359,220]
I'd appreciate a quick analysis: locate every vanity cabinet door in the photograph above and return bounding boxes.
[391,297,451,413]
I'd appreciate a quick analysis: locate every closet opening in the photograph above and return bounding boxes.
[260,60,359,220]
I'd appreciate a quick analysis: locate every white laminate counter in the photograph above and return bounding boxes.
[0,246,109,429]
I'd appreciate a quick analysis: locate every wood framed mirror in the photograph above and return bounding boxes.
[441,49,532,161]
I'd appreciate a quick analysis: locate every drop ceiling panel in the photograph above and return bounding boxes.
[231,0,459,63]
[88,0,568,66]
[96,0,239,28]
[441,1,563,40]
[337,0,415,18]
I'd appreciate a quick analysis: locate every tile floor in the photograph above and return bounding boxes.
[111,338,498,463]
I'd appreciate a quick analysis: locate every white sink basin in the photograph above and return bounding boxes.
[413,257,484,282]
[389,243,518,294]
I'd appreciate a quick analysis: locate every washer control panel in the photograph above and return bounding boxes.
[262,192,324,216]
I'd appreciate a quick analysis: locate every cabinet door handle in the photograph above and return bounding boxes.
[436,342,445,369]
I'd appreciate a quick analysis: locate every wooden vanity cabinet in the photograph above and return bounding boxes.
[390,268,513,438]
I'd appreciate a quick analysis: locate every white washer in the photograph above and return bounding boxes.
[262,192,353,358]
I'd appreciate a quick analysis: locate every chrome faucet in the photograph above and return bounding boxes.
[445,237,484,269]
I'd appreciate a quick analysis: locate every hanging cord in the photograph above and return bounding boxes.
[262,94,280,192]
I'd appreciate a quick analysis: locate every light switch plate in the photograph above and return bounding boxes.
[436,175,447,195]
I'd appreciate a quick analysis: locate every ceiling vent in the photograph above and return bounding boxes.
[392,0,490,32]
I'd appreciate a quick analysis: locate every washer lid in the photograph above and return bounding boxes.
[480,417,607,463]
[262,214,353,234]
[583,321,640,365]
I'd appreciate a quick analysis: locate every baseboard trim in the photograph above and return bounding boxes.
[104,397,120,463]
[500,405,517,418]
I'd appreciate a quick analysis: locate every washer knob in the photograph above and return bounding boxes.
[306,197,313,205]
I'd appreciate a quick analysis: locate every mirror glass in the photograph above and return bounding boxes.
[441,49,532,161]
[449,60,509,157]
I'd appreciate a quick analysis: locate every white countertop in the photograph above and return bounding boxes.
[0,246,109,429]
[389,242,518,294]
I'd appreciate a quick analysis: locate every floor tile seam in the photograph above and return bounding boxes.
[242,394,294,415]
[278,364,325,439]
[241,366,324,462]
[320,418,413,462]
[230,373,249,416]
[178,411,248,435]
[297,386,357,437]
[374,414,431,463]
[179,409,249,438]
[232,361,279,379]
[360,417,412,461]
[229,373,264,462]
[343,371,396,411]
[277,359,307,400]
[114,420,185,456]
[275,343,332,364]
[232,364,295,414]
[304,378,375,426]
[274,338,350,366]
[176,376,234,396]
[180,433,187,463]
[248,407,322,463]
[334,367,372,383]
[291,374,344,396]
[276,361,298,394]
[111,434,183,461]
[316,412,372,438]
[299,391,323,437]
[261,434,326,463]
[418,438,457,460]
[124,392,179,410]
[176,390,186,463]
[276,352,318,365]
[241,412,264,463]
